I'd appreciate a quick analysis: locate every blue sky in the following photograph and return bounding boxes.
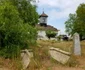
[35,0,85,34]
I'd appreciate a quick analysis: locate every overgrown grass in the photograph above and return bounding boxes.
[36,40,85,68]
[37,40,72,52]
[27,45,51,70]
[65,55,79,67]
[81,41,85,56]
[0,57,22,70]
[0,40,85,70]
[28,40,76,70]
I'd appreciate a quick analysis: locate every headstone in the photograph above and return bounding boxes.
[49,47,71,64]
[73,33,81,55]
[21,49,33,70]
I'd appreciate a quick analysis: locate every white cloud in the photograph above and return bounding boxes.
[37,0,85,34]
[37,0,85,19]
[38,0,85,8]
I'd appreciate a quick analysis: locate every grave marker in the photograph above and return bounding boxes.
[73,33,81,55]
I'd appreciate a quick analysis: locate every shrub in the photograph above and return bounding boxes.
[0,1,37,58]
[57,35,62,41]
[46,30,57,39]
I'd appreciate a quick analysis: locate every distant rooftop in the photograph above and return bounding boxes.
[36,24,59,31]
[39,12,48,17]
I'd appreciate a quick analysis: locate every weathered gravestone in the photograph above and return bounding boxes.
[73,33,81,55]
[21,49,33,70]
[49,47,71,64]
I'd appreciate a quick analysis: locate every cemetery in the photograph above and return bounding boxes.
[0,39,85,70]
[0,0,85,70]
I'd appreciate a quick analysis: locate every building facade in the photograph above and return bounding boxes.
[36,12,59,40]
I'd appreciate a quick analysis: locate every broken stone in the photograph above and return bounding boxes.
[21,49,33,70]
[49,47,71,64]
[50,47,71,55]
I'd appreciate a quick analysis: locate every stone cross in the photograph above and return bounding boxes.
[73,33,81,55]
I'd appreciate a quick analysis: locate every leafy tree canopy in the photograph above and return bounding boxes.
[10,0,39,26]
[0,0,37,58]
[65,3,85,40]
[46,30,57,39]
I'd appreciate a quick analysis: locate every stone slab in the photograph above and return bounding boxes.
[49,47,70,64]
[73,33,81,55]
[21,49,33,70]
[50,47,71,55]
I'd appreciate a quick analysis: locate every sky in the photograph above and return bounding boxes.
[35,0,85,35]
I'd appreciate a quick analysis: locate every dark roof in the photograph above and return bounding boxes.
[36,24,59,31]
[39,12,48,17]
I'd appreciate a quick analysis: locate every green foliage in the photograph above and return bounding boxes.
[10,0,39,26]
[65,14,77,35]
[46,30,57,39]
[76,3,85,36]
[0,0,37,58]
[76,3,85,21]
[57,35,62,41]
[65,3,85,39]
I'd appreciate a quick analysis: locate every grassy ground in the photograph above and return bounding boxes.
[0,40,85,70]
[27,40,85,70]
[37,40,73,52]
[0,57,22,70]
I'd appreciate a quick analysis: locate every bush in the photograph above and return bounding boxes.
[0,24,37,59]
[46,30,57,39]
[57,36,61,41]
[0,1,37,58]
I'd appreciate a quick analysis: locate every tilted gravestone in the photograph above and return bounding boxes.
[21,49,33,70]
[73,33,81,55]
[49,47,71,64]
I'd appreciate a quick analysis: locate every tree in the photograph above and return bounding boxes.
[65,14,77,35]
[65,3,85,40]
[76,3,85,38]
[10,0,39,26]
[0,0,37,58]
[76,3,85,21]
[46,30,57,39]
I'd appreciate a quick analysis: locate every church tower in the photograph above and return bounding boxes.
[39,11,48,26]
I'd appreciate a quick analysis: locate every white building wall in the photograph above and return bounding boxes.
[37,30,58,41]
[37,30,48,40]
